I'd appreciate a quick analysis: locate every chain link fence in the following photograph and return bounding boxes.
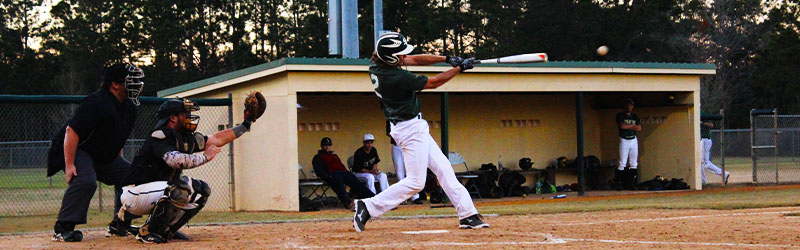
[706,111,800,185]
[0,95,233,216]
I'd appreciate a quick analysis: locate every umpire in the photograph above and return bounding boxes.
[47,63,144,242]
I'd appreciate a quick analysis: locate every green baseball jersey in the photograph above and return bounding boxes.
[369,64,428,122]
[700,111,711,139]
[616,112,640,139]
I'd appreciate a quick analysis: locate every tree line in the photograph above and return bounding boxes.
[1,0,798,128]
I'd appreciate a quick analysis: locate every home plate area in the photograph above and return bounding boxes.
[3,207,800,249]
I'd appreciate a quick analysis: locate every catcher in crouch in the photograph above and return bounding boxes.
[118,93,265,244]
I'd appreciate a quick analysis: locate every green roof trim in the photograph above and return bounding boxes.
[158,57,716,97]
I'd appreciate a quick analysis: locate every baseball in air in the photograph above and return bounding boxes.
[596,45,609,56]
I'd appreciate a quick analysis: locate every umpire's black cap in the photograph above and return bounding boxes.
[321,137,333,146]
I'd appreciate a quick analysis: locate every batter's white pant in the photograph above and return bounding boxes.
[354,172,390,194]
[120,181,169,216]
[701,138,729,184]
[363,118,478,219]
[391,144,419,201]
[618,138,639,170]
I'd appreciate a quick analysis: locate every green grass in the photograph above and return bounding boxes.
[2,185,799,234]
[0,169,67,189]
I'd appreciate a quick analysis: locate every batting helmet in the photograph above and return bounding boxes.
[375,32,415,66]
[519,157,533,170]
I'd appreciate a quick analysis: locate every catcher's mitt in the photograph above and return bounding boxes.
[243,91,266,123]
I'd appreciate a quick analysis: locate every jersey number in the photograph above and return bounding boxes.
[370,74,383,99]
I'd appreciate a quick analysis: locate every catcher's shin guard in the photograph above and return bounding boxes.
[167,178,211,239]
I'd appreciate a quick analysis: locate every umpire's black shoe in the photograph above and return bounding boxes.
[52,230,83,242]
[459,214,489,229]
[353,200,371,232]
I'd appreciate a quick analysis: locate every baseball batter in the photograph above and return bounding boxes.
[700,111,730,185]
[616,99,641,190]
[353,32,488,232]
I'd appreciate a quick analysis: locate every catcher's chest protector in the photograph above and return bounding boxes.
[172,132,206,154]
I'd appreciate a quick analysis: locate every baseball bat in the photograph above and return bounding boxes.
[476,53,548,64]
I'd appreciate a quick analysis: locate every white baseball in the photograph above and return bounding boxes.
[597,45,609,56]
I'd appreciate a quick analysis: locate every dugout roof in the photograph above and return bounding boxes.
[158,57,715,97]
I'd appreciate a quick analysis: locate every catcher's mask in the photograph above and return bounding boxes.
[155,98,200,132]
[102,63,145,106]
[375,32,414,66]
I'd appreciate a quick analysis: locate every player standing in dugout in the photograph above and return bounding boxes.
[615,98,641,190]
[46,63,145,242]
[352,32,488,232]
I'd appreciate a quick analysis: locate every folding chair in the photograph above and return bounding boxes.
[298,164,328,208]
[348,155,381,194]
[448,152,482,201]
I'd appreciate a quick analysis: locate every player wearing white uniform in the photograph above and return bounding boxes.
[353,32,488,232]
[616,99,641,190]
[700,111,730,185]
[386,122,422,204]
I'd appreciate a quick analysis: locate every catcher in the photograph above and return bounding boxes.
[117,93,265,243]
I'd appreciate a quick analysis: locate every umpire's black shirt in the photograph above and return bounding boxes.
[47,89,137,176]
[70,90,137,163]
[122,126,207,186]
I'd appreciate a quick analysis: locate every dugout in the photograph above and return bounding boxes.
[159,58,715,211]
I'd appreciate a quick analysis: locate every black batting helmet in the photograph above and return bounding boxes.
[375,32,415,66]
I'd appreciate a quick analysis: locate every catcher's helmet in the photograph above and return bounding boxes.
[375,32,415,66]
[102,63,144,106]
[155,98,200,131]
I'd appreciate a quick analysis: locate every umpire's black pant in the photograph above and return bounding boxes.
[324,171,375,207]
[56,149,130,224]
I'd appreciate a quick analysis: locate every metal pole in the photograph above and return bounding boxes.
[373,0,385,44]
[327,0,342,55]
[228,93,236,211]
[774,108,779,183]
[341,0,359,58]
[576,92,585,196]
[751,109,757,183]
[441,93,449,156]
[720,109,726,186]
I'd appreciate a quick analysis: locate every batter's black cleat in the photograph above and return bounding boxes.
[353,200,371,232]
[412,198,424,205]
[52,230,83,242]
[459,214,489,229]
[137,232,167,244]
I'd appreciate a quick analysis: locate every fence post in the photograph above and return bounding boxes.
[774,108,779,183]
[720,109,726,186]
[98,182,103,212]
[227,93,236,211]
[751,109,757,183]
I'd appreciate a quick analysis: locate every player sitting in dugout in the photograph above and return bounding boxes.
[351,133,390,194]
[117,94,265,244]
[312,137,375,209]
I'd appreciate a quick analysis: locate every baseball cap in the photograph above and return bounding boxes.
[363,134,375,142]
[625,98,635,105]
[321,137,333,146]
